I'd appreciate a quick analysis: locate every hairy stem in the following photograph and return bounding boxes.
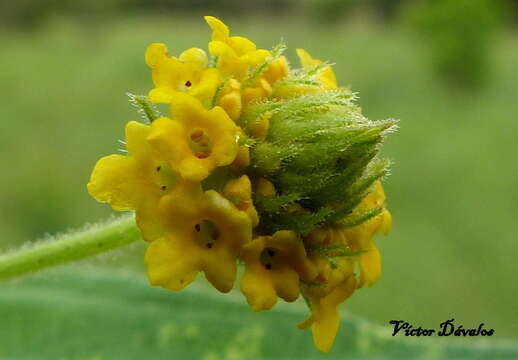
[127,93,160,123]
[0,215,141,282]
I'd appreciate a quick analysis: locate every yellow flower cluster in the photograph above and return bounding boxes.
[87,16,392,353]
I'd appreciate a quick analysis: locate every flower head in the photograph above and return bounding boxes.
[88,16,396,353]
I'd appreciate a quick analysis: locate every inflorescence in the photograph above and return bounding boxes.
[87,16,397,352]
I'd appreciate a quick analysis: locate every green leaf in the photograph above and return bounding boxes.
[1,269,516,359]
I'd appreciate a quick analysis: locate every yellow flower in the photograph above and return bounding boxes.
[205,16,271,80]
[298,274,357,352]
[222,175,259,227]
[232,145,250,169]
[304,230,356,297]
[87,121,179,241]
[342,181,392,287]
[240,230,317,311]
[147,93,240,182]
[298,228,358,352]
[217,79,242,122]
[242,78,273,106]
[242,56,286,107]
[145,188,252,293]
[248,112,272,140]
[263,55,289,85]
[145,43,219,104]
[296,48,337,89]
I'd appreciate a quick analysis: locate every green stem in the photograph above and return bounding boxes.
[135,97,158,122]
[0,215,141,282]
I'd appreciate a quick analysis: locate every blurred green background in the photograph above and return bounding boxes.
[1,0,517,343]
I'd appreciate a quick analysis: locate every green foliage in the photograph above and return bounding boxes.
[308,0,359,24]
[0,0,295,30]
[403,0,504,89]
[2,268,517,359]
[247,86,397,236]
[370,0,404,23]
[305,0,406,25]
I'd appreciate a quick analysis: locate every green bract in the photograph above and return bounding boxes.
[244,89,397,236]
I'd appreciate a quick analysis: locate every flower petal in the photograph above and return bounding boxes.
[179,47,208,68]
[125,121,152,161]
[218,79,242,122]
[145,235,200,291]
[271,265,300,303]
[204,16,230,42]
[135,196,164,242]
[228,36,257,56]
[200,190,252,250]
[149,88,175,103]
[87,154,142,211]
[263,56,289,84]
[296,48,337,89]
[304,276,357,352]
[267,230,317,281]
[188,68,219,101]
[145,43,168,68]
[223,175,259,227]
[240,238,278,311]
[202,245,238,293]
[359,243,381,287]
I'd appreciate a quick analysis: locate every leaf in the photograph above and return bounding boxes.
[0,268,516,359]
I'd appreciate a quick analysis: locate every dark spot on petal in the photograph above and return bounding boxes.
[190,129,204,142]
[265,264,272,270]
[156,166,161,172]
[195,224,201,232]
[195,152,210,159]
[206,243,213,249]
[161,186,167,191]
[185,80,192,87]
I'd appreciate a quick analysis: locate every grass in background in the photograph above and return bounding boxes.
[1,15,517,341]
